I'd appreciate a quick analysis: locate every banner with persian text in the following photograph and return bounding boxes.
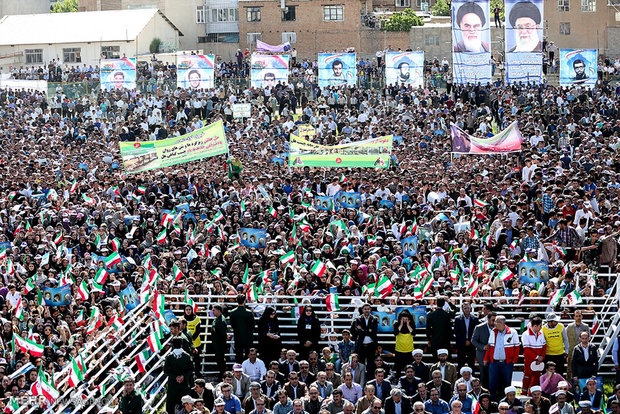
[451,121,523,154]
[289,134,392,168]
[451,0,492,84]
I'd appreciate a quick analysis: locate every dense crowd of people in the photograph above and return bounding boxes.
[0,50,619,414]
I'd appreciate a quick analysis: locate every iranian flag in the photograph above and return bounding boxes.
[156,228,167,244]
[137,186,146,194]
[299,222,311,232]
[342,274,354,287]
[0,248,5,260]
[14,297,23,321]
[467,278,480,296]
[548,288,564,307]
[553,243,567,258]
[339,174,347,183]
[212,211,224,222]
[12,333,44,357]
[160,212,173,226]
[269,206,277,218]
[25,277,36,294]
[311,259,326,277]
[280,250,295,265]
[104,251,121,268]
[147,331,163,353]
[70,179,78,194]
[53,231,63,246]
[173,265,183,282]
[472,396,480,414]
[4,396,18,413]
[135,349,151,373]
[110,238,120,252]
[497,268,514,282]
[592,314,599,335]
[77,280,89,301]
[39,369,59,403]
[564,290,583,306]
[326,294,340,311]
[68,358,84,387]
[376,276,394,298]
[247,285,259,303]
[82,194,95,205]
[86,307,103,334]
[184,289,198,313]
[95,268,108,285]
[421,275,434,296]
[473,199,488,207]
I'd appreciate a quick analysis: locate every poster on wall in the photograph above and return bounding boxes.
[318,53,357,87]
[176,54,215,89]
[385,51,424,88]
[250,54,290,88]
[505,0,543,84]
[100,58,137,91]
[451,0,492,84]
[559,49,598,89]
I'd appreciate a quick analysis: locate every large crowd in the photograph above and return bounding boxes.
[0,49,619,414]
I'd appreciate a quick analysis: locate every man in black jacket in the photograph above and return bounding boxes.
[426,297,454,358]
[229,294,256,363]
[118,376,144,414]
[571,331,598,382]
[384,388,412,414]
[351,303,378,367]
[453,302,478,370]
[164,338,195,414]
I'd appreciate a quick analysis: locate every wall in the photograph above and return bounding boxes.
[238,0,365,59]
[409,22,452,63]
[135,8,180,55]
[0,0,49,17]
[358,29,410,59]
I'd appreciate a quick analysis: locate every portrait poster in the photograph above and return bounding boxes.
[251,54,290,88]
[505,0,543,84]
[385,52,424,88]
[318,53,357,87]
[100,58,137,91]
[176,55,215,89]
[451,0,492,84]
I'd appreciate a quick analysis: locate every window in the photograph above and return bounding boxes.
[560,22,571,35]
[25,49,42,64]
[63,48,81,63]
[101,46,120,59]
[212,8,238,22]
[196,6,206,23]
[323,5,344,21]
[395,0,410,7]
[581,0,595,11]
[247,32,262,46]
[424,35,440,46]
[246,7,261,22]
[199,33,240,43]
[282,6,296,21]
[282,32,297,44]
[558,0,569,11]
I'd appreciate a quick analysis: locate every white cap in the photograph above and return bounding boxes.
[505,386,517,394]
[530,386,542,393]
[437,349,449,356]
[459,367,472,375]
[412,349,423,356]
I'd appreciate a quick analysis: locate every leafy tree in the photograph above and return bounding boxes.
[431,0,450,16]
[490,0,505,20]
[381,9,424,31]
[150,38,162,54]
[51,0,78,13]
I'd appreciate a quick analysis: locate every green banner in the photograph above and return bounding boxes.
[289,134,392,168]
[119,120,228,173]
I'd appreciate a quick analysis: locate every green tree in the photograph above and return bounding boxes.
[381,9,424,32]
[431,0,450,16]
[149,38,162,54]
[51,0,78,13]
[490,0,505,20]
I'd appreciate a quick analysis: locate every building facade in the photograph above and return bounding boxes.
[0,0,49,17]
[78,0,240,59]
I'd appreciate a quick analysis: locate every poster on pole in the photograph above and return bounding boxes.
[385,51,424,88]
[176,54,215,89]
[451,0,492,84]
[232,103,251,118]
[318,53,357,87]
[451,121,523,154]
[559,49,598,89]
[505,0,543,84]
[100,58,136,91]
[289,134,392,168]
[119,120,228,173]
[250,54,290,88]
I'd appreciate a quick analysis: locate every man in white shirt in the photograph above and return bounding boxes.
[242,348,267,382]
[326,177,341,197]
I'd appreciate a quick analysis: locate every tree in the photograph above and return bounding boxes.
[149,38,162,54]
[490,0,505,20]
[51,0,78,13]
[431,0,450,16]
[381,9,424,32]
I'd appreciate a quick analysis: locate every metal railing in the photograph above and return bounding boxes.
[161,273,619,379]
